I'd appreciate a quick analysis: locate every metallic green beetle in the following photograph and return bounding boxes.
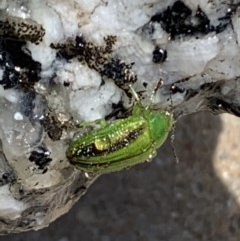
[66,101,173,174]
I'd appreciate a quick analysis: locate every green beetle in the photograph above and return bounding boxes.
[66,99,173,174]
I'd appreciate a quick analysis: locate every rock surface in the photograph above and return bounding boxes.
[0,0,240,234]
[1,111,240,240]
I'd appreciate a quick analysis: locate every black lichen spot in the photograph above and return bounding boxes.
[50,35,86,60]
[151,1,232,39]
[51,35,117,67]
[51,35,137,91]
[40,114,63,141]
[101,58,137,90]
[29,145,52,170]
[152,46,167,63]
[0,39,41,89]
[0,16,45,44]
[151,1,210,38]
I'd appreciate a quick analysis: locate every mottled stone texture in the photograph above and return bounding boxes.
[1,112,240,241]
[0,0,240,236]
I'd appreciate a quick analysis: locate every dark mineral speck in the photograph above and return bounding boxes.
[150,0,232,38]
[63,81,70,87]
[170,84,185,94]
[143,82,148,88]
[29,145,52,170]
[152,46,167,63]
[0,39,41,89]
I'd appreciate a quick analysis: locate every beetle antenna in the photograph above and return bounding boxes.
[129,84,140,102]
[150,79,164,104]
